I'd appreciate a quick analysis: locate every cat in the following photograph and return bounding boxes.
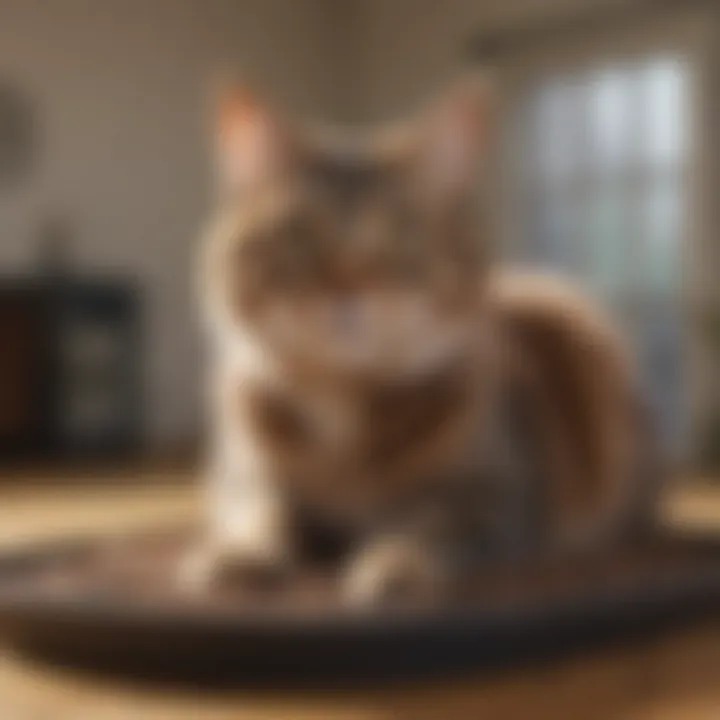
[179,77,658,605]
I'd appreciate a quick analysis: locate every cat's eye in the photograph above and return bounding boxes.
[235,237,268,276]
[282,214,314,246]
[268,248,309,286]
[392,248,427,282]
[391,204,422,242]
[268,217,326,286]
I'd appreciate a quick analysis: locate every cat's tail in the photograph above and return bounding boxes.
[489,269,663,549]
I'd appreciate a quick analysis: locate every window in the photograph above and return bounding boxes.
[507,55,692,457]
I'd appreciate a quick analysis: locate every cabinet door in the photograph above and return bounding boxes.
[0,292,47,456]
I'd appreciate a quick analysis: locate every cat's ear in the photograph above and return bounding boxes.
[214,82,291,193]
[415,74,492,202]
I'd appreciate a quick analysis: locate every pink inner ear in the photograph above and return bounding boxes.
[217,91,284,190]
[421,82,488,198]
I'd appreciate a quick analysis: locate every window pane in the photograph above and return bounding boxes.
[633,301,687,454]
[637,57,689,166]
[585,182,632,296]
[532,79,581,180]
[528,187,587,274]
[587,68,634,173]
[636,176,684,294]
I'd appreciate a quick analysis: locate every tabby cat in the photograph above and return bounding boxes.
[180,78,657,605]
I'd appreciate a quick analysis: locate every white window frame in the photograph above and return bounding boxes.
[488,6,716,466]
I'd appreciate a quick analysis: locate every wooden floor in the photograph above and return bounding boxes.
[0,471,719,719]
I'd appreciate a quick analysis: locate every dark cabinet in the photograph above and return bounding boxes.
[0,278,142,462]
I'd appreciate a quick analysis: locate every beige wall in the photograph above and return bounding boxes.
[0,0,334,445]
[0,0,658,448]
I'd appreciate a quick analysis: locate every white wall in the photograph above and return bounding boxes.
[0,0,334,446]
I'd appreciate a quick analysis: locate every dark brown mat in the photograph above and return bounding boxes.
[0,527,718,687]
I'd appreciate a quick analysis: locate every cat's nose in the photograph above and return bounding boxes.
[331,298,363,335]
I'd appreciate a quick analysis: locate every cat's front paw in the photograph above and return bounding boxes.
[176,542,220,593]
[177,534,292,594]
[341,537,448,608]
[178,494,295,594]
